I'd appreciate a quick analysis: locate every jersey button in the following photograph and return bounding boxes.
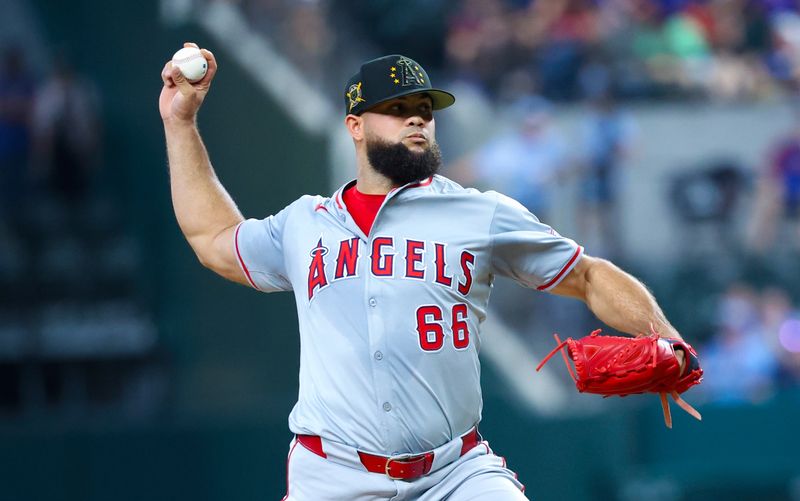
[368,298,377,307]
[382,402,392,412]
[374,351,383,360]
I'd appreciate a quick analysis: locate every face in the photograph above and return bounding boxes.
[355,94,442,185]
[361,93,436,154]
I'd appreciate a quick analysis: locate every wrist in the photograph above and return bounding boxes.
[660,323,682,340]
[163,115,197,129]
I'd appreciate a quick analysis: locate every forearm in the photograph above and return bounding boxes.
[583,259,680,339]
[164,119,243,258]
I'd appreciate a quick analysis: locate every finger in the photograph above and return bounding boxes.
[198,48,217,83]
[161,61,176,87]
[171,66,195,96]
[184,41,199,49]
[675,349,686,373]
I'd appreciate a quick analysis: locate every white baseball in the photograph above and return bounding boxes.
[171,47,208,83]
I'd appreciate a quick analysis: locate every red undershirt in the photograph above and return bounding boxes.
[342,184,386,235]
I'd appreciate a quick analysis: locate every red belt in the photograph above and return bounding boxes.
[296,427,481,480]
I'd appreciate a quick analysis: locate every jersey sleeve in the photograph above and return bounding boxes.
[489,192,583,291]
[233,206,294,293]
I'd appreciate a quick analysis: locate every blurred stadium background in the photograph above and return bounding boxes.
[1,0,800,499]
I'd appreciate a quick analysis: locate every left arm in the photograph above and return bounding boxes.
[549,255,682,340]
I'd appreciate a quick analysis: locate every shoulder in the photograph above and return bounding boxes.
[488,190,527,211]
[429,175,492,198]
[249,194,327,221]
[427,175,521,209]
[428,174,465,192]
[295,194,326,207]
[290,194,329,210]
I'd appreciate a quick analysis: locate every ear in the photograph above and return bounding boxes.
[345,114,364,141]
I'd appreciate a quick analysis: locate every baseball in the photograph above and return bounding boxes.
[171,47,207,83]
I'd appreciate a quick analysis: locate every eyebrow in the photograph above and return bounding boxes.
[389,96,433,105]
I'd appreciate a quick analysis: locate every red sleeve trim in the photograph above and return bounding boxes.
[234,222,261,290]
[537,246,583,291]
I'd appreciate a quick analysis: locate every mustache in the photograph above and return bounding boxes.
[403,128,429,139]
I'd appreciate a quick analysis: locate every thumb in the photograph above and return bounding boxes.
[171,66,196,96]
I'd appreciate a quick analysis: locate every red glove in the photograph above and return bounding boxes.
[536,327,703,428]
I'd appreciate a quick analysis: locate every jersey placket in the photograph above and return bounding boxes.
[330,186,393,450]
[332,182,430,453]
[357,189,406,452]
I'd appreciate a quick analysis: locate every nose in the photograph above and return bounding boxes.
[405,114,425,127]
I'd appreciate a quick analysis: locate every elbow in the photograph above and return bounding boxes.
[583,256,612,283]
[195,251,215,271]
[194,247,236,279]
[570,255,614,300]
[189,233,240,281]
[582,257,621,296]
[184,224,245,285]
[550,254,594,300]
[187,236,218,271]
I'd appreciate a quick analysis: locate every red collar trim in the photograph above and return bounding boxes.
[408,176,433,188]
[333,176,434,209]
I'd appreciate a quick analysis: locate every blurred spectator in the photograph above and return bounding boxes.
[706,1,774,100]
[445,0,517,96]
[31,52,102,205]
[770,8,800,90]
[227,0,800,105]
[450,96,569,222]
[759,286,800,385]
[700,283,781,404]
[442,0,795,104]
[0,45,36,227]
[747,109,800,253]
[575,91,637,258]
[533,0,600,101]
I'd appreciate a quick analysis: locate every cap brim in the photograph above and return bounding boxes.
[357,88,455,115]
[429,89,456,110]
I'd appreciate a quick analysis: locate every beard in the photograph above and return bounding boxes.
[365,135,443,186]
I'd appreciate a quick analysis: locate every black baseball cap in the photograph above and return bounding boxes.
[344,54,455,116]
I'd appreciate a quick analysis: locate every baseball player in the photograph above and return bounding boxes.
[159,43,688,500]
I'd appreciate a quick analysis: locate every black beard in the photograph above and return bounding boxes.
[365,136,442,186]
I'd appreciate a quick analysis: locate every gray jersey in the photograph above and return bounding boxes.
[235,175,582,455]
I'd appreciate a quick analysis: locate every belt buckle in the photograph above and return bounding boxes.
[384,453,417,480]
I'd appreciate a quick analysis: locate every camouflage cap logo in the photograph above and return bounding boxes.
[346,82,367,112]
[391,56,425,86]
